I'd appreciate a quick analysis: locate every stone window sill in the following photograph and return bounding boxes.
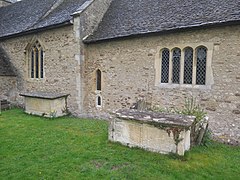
[156,83,212,90]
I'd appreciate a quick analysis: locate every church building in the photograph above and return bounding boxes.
[0,0,239,143]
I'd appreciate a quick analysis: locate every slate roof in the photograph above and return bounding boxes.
[85,0,240,43]
[0,46,16,76]
[0,0,88,39]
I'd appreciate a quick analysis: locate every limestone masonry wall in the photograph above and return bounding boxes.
[0,76,17,101]
[0,26,80,114]
[85,25,240,142]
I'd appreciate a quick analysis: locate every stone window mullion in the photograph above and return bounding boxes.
[180,49,184,84]
[192,49,197,85]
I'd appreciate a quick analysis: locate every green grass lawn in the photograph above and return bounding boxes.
[0,109,239,179]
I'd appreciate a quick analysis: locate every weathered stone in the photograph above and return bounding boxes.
[109,110,195,155]
[1,26,81,114]
[0,3,239,144]
[86,25,240,143]
[0,76,17,102]
[232,110,240,114]
[20,92,69,117]
[206,107,216,111]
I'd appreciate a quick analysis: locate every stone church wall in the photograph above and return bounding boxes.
[85,25,240,142]
[0,26,81,114]
[0,0,112,115]
[0,76,17,101]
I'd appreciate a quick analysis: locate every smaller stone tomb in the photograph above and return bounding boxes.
[109,109,196,156]
[20,92,69,118]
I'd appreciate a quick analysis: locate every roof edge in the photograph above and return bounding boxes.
[0,21,72,40]
[2,0,14,3]
[72,0,94,16]
[84,20,240,44]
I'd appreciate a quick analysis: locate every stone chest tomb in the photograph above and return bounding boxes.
[109,109,196,155]
[20,92,69,118]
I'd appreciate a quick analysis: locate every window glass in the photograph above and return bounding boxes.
[172,48,181,84]
[196,46,207,85]
[161,49,170,83]
[184,47,193,84]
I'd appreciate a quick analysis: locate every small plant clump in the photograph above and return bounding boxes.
[151,96,210,146]
[175,97,207,124]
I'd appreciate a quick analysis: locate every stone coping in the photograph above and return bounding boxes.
[19,92,70,100]
[114,109,195,128]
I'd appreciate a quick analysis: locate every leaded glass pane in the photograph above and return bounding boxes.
[184,48,193,84]
[172,48,181,84]
[35,48,39,78]
[40,49,44,78]
[31,49,34,78]
[161,49,169,83]
[196,47,207,85]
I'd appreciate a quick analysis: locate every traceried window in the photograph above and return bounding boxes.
[29,41,44,79]
[161,48,170,83]
[184,47,193,84]
[196,46,207,85]
[172,48,181,84]
[157,45,209,87]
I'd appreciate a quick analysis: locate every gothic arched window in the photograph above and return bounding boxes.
[29,40,44,79]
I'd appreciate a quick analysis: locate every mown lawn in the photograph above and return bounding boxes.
[0,109,239,179]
